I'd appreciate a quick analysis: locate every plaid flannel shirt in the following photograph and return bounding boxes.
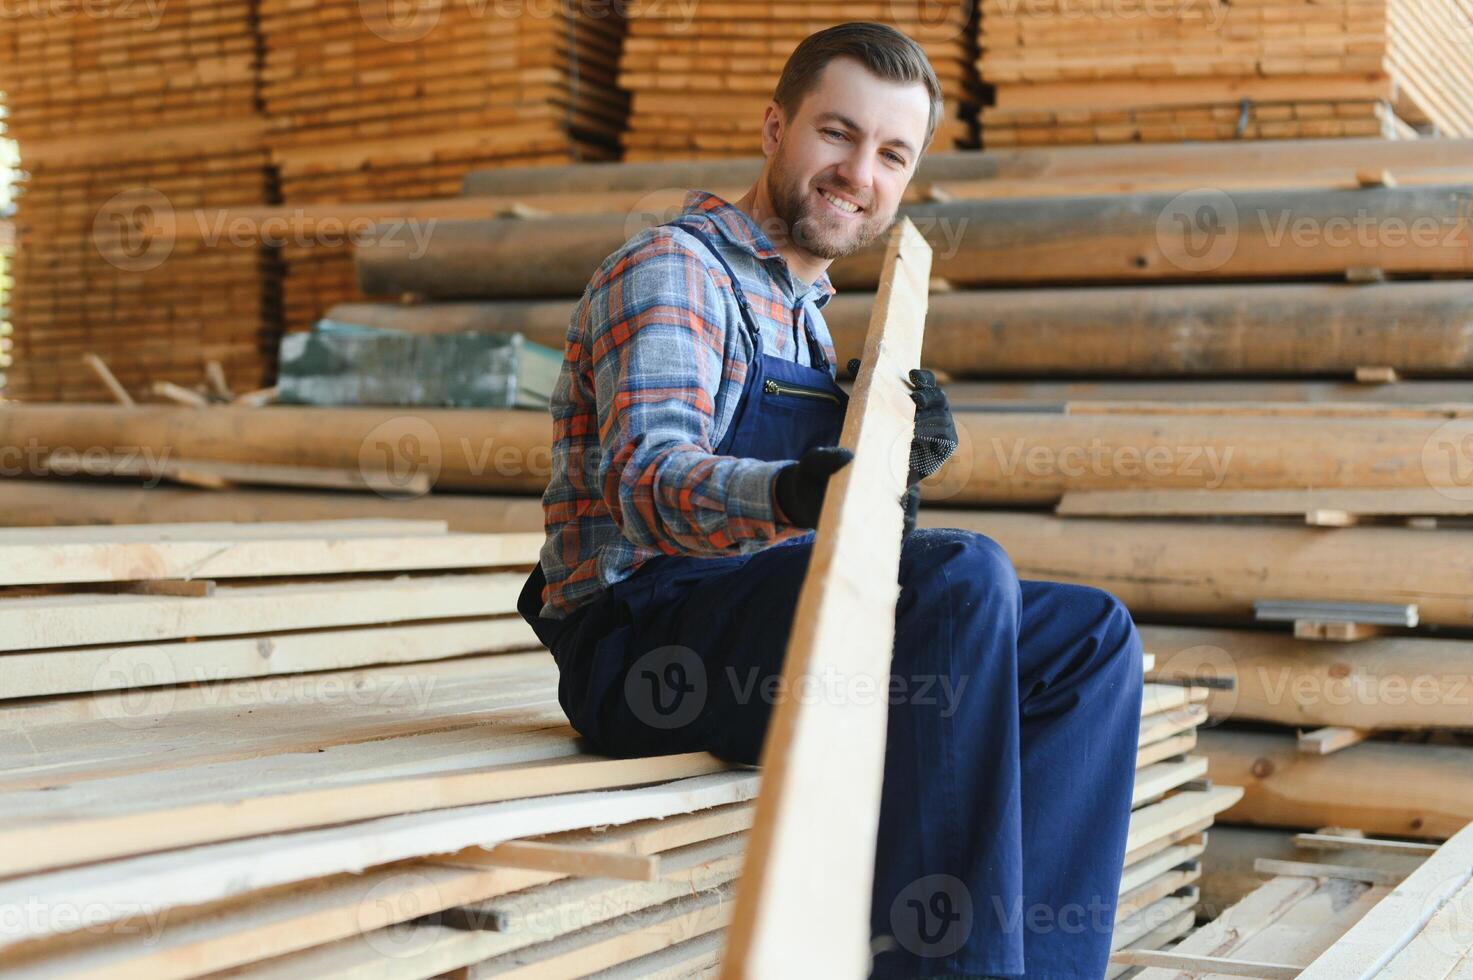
[535,191,840,619]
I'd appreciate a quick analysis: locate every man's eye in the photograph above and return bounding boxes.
[884,152,906,166]
[823,129,847,140]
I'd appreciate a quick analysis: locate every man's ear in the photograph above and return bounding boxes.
[760,103,785,157]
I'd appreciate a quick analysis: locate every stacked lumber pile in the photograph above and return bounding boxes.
[617,1,980,160]
[0,2,280,402]
[978,0,1473,146]
[1113,821,1473,978]
[258,0,627,335]
[0,519,753,977]
[1112,679,1243,974]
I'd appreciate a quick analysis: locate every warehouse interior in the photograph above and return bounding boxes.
[2,1,1473,977]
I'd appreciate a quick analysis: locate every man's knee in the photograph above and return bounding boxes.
[899,527,1021,610]
[1073,584,1144,680]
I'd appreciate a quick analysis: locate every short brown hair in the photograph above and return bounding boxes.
[772,22,945,152]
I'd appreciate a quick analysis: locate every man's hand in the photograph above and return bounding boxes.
[847,360,958,536]
[775,446,854,528]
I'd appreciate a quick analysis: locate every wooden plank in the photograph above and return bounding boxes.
[1301,727,1373,755]
[0,528,539,586]
[1059,488,1473,518]
[1255,858,1408,886]
[1128,787,1245,855]
[0,753,731,879]
[721,218,931,979]
[1109,948,1301,978]
[0,572,525,652]
[1299,821,1473,979]
[0,616,539,701]
[1295,834,1440,857]
[0,773,760,952]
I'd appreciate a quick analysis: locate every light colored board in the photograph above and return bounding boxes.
[1128,787,1245,855]
[1299,820,1473,979]
[1110,949,1300,978]
[1133,757,1211,808]
[0,572,525,652]
[0,753,730,879]
[721,218,932,979]
[1301,727,1373,755]
[0,616,539,700]
[0,520,449,543]
[1119,839,1208,895]
[0,529,540,586]
[1296,834,1440,857]
[0,773,760,951]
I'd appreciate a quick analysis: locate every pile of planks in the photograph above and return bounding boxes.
[259,0,628,335]
[1113,821,1473,978]
[0,2,281,402]
[978,0,1473,146]
[0,519,753,977]
[617,1,980,160]
[1111,678,1243,975]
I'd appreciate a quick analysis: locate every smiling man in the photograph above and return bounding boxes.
[518,22,1144,980]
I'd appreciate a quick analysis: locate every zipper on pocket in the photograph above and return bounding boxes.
[764,378,841,405]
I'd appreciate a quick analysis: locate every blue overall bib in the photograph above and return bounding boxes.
[518,221,1144,980]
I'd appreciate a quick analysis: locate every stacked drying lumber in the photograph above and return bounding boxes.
[1115,820,1473,979]
[1110,680,1243,976]
[0,519,750,977]
[617,0,980,159]
[258,0,627,335]
[979,0,1473,145]
[0,0,280,403]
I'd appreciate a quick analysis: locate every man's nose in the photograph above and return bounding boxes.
[834,149,875,197]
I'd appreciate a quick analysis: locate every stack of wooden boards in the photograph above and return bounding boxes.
[617,1,981,159]
[1113,821,1473,978]
[0,519,1230,976]
[978,0,1473,145]
[0,519,754,977]
[0,0,280,402]
[1112,679,1243,976]
[259,0,628,335]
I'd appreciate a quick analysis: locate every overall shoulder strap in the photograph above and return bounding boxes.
[662,219,761,349]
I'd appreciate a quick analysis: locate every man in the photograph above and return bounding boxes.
[517,22,1143,980]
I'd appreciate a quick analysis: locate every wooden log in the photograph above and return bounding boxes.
[1140,625,1473,731]
[356,185,1473,298]
[922,512,1473,628]
[941,380,1473,408]
[334,280,1473,379]
[723,219,930,979]
[930,411,1469,504]
[459,141,1473,197]
[1200,729,1473,840]
[0,404,554,493]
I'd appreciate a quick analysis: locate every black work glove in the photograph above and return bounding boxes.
[847,359,959,537]
[774,446,854,528]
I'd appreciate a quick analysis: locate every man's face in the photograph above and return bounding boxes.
[763,57,931,262]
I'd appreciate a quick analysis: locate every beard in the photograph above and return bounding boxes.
[765,142,895,262]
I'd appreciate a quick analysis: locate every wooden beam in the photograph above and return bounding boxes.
[721,219,931,979]
[1109,948,1301,979]
[1142,625,1473,732]
[1200,729,1473,839]
[1254,858,1408,886]
[82,354,134,407]
[925,512,1473,629]
[1295,834,1440,857]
